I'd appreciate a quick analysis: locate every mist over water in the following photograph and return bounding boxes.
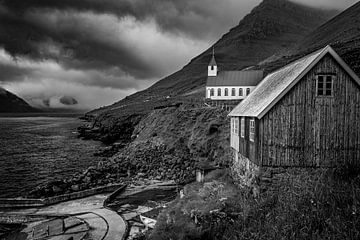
[0,117,103,198]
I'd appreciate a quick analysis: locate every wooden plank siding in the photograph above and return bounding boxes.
[236,117,260,165]
[259,54,360,167]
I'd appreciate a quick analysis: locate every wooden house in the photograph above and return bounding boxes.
[229,45,360,168]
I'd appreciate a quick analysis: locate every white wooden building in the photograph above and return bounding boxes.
[206,53,263,101]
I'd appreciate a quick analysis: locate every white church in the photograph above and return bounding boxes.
[206,51,263,101]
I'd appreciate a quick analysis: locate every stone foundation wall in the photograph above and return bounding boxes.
[229,150,329,195]
[230,150,260,189]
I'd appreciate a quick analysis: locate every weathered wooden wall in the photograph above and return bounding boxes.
[234,117,261,165]
[259,54,360,167]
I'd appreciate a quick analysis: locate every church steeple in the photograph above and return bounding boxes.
[208,47,217,77]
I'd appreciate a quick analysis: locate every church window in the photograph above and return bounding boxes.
[217,88,221,96]
[239,88,243,96]
[210,88,215,97]
[225,88,229,96]
[246,88,251,96]
[231,88,236,96]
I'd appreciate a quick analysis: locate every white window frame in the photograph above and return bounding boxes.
[240,117,245,138]
[234,118,239,135]
[231,118,234,134]
[249,119,255,142]
[316,75,334,97]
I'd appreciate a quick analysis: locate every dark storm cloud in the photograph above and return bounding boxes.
[0,0,355,82]
[0,4,154,79]
[0,0,354,109]
[2,0,253,39]
[0,0,260,82]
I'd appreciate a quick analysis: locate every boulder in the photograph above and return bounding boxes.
[71,184,80,192]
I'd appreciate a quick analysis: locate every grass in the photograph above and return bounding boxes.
[148,167,360,240]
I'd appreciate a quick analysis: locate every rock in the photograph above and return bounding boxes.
[84,176,92,184]
[71,184,80,192]
[52,185,62,194]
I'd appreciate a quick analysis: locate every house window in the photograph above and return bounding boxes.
[217,88,221,96]
[210,88,214,97]
[231,88,236,96]
[317,75,334,96]
[225,88,229,96]
[211,66,214,70]
[249,119,255,142]
[232,118,239,135]
[240,118,245,138]
[246,88,251,96]
[239,88,243,96]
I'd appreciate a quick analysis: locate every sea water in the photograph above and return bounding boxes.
[0,117,103,198]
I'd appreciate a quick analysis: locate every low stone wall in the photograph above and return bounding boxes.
[205,99,241,111]
[0,215,50,224]
[103,185,127,207]
[0,184,124,209]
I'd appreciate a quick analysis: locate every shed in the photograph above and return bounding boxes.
[229,45,360,167]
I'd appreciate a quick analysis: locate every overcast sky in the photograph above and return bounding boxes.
[0,0,357,110]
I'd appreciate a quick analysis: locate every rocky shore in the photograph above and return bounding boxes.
[28,138,196,198]
[29,105,230,199]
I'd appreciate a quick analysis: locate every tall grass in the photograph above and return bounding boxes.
[149,167,360,240]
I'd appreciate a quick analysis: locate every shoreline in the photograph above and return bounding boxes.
[0,112,85,118]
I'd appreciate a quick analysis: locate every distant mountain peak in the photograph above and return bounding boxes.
[259,1,360,76]
[0,87,7,95]
[0,88,37,113]
[229,0,338,42]
[88,0,338,117]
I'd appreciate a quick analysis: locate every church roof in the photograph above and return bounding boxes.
[207,70,263,87]
[209,55,217,66]
[229,45,360,119]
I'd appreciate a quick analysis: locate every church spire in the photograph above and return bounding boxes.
[208,46,217,77]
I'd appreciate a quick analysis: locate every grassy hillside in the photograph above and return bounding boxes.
[87,0,337,120]
[259,1,360,75]
[148,168,360,240]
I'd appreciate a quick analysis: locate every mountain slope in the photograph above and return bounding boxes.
[89,0,337,118]
[259,1,360,75]
[0,87,37,113]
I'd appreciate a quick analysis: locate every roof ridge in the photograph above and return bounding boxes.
[229,45,360,119]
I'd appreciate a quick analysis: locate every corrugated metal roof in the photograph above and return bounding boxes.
[229,45,360,118]
[207,70,263,86]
